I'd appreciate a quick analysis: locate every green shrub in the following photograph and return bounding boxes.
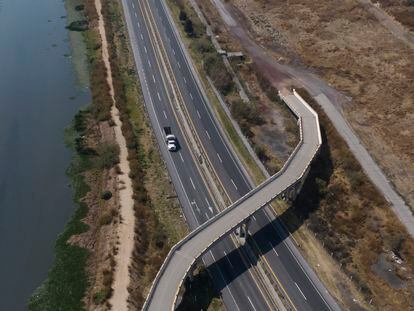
[97,144,120,169]
[99,213,113,226]
[179,10,187,21]
[101,190,112,200]
[184,19,194,36]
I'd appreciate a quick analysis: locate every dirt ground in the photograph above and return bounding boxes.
[220,0,414,212]
[191,0,414,308]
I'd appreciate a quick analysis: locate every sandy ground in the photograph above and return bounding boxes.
[94,0,135,309]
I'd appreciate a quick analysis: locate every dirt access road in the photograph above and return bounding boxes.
[94,0,136,309]
[208,0,414,237]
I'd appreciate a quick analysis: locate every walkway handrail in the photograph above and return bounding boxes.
[142,90,322,310]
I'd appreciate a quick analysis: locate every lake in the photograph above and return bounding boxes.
[0,0,89,309]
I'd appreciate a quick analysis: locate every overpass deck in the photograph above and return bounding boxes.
[143,90,322,310]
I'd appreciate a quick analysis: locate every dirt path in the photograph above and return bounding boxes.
[357,0,414,50]
[94,0,135,309]
[208,0,414,237]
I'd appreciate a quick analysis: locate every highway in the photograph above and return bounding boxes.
[120,0,340,310]
[121,0,278,309]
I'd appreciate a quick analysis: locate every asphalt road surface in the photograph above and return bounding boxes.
[121,0,340,310]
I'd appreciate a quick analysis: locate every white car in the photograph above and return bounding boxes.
[166,134,177,151]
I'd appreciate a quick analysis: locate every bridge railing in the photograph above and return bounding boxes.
[142,90,322,310]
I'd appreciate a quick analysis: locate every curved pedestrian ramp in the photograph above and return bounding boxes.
[142,90,322,311]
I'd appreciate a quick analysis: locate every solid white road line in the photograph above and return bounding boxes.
[217,153,223,163]
[231,179,238,190]
[189,177,196,190]
[247,296,257,311]
[295,282,307,300]
[179,153,184,162]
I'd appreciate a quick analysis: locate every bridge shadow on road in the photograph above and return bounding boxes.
[177,127,334,308]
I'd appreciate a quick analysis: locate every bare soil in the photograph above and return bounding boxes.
[225,0,414,212]
[193,0,414,308]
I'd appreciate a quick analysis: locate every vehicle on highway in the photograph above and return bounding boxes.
[164,126,177,151]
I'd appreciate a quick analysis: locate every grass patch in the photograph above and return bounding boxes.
[28,111,92,311]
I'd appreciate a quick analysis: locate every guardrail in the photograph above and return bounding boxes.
[142,90,322,310]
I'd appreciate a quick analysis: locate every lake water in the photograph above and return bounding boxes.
[0,0,90,309]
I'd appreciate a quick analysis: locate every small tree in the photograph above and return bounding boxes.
[179,10,187,21]
[184,19,194,36]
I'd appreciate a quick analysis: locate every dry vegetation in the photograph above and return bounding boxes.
[173,0,298,174]
[288,88,414,309]
[99,0,188,308]
[179,0,414,308]
[227,0,414,212]
[374,0,414,31]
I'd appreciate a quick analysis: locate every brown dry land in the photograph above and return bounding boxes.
[227,0,414,211]
[373,0,414,31]
[58,0,189,310]
[185,0,414,308]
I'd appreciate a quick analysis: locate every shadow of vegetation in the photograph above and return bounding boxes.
[177,127,334,301]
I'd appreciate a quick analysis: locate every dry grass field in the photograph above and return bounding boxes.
[191,0,414,308]
[229,0,414,212]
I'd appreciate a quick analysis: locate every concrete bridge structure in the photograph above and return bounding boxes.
[142,89,323,311]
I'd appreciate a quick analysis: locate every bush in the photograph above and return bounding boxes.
[204,53,235,95]
[66,20,89,32]
[101,190,112,200]
[179,10,187,21]
[75,4,85,11]
[191,37,214,54]
[184,19,194,36]
[230,100,265,126]
[99,213,113,226]
[97,144,120,169]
